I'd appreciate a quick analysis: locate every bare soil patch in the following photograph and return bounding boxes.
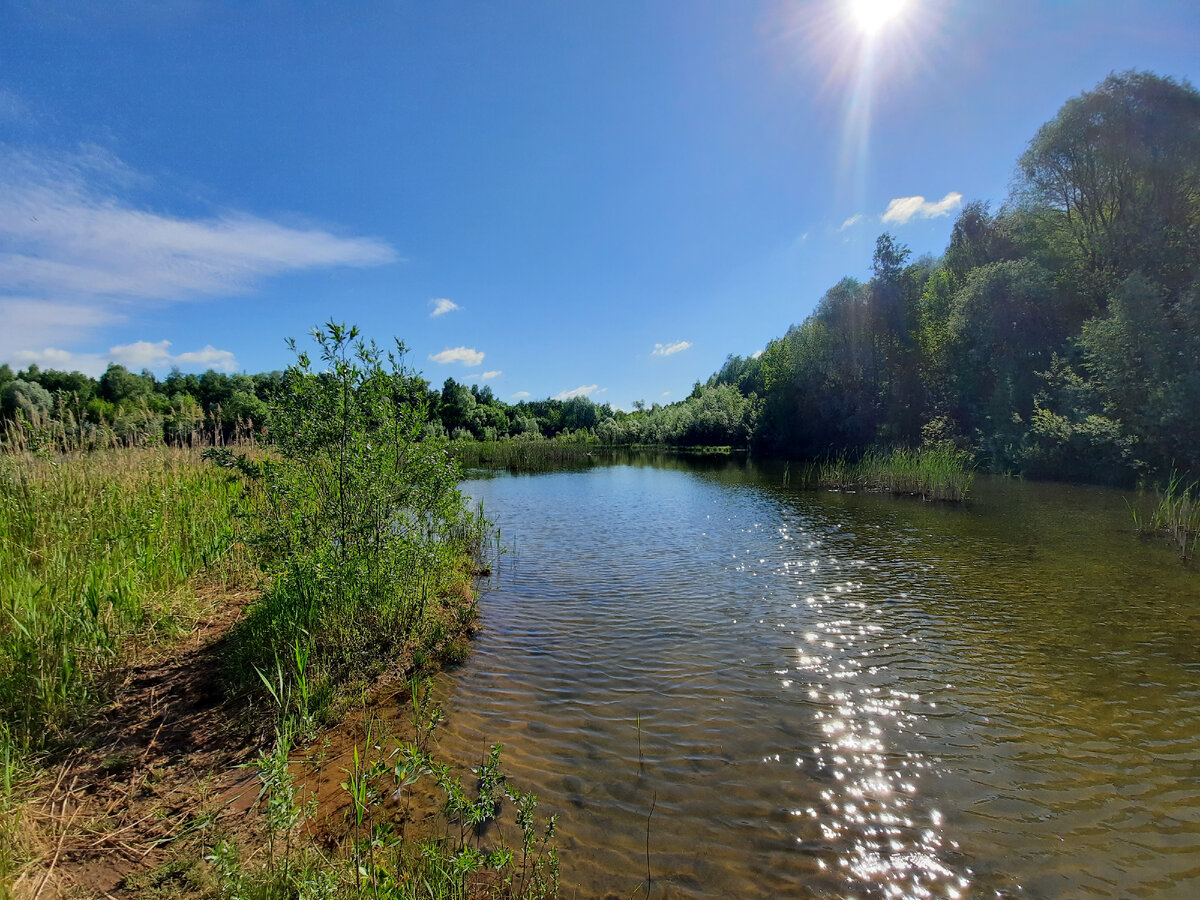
[11,585,270,900]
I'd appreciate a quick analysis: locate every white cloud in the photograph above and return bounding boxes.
[882,192,963,226]
[11,339,238,377]
[174,345,238,370]
[0,144,396,365]
[554,384,603,401]
[661,391,671,397]
[429,346,484,366]
[510,391,531,400]
[430,297,459,317]
[839,214,865,231]
[652,340,691,357]
[109,339,173,369]
[751,349,764,359]
[481,370,502,379]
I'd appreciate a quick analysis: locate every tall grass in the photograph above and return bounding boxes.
[791,445,975,501]
[1131,469,1200,560]
[0,448,253,753]
[455,439,605,474]
[1,401,258,455]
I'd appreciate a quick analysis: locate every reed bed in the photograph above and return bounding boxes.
[0,447,254,754]
[455,439,606,474]
[1,403,258,455]
[1131,470,1200,560]
[789,446,975,502]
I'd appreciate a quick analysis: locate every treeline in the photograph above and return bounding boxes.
[0,360,760,452]
[4,72,1196,485]
[427,378,758,447]
[731,70,1200,485]
[413,70,1200,485]
[0,363,279,448]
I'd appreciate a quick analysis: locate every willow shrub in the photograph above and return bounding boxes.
[228,324,484,714]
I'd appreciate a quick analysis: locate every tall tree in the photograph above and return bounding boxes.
[1016,71,1200,299]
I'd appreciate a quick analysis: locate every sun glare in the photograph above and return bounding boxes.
[850,0,908,37]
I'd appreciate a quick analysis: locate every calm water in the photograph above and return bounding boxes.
[429,456,1200,899]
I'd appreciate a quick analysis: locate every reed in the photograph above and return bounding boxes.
[0,447,254,756]
[790,446,975,501]
[1132,470,1200,560]
[455,439,605,474]
[0,402,257,455]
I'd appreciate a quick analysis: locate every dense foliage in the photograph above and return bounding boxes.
[739,71,1200,484]
[3,72,1196,485]
[0,360,276,448]
[227,324,483,711]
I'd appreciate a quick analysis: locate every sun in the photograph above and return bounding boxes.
[849,0,909,38]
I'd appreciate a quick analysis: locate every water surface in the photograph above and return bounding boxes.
[429,458,1200,898]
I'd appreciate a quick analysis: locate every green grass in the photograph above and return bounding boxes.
[0,446,257,886]
[0,447,253,754]
[455,439,605,474]
[788,445,975,502]
[1131,469,1200,560]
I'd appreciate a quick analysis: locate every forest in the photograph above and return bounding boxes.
[3,71,1198,487]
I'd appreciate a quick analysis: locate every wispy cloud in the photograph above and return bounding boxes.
[0,88,30,125]
[510,391,531,400]
[11,339,238,378]
[429,346,484,366]
[0,297,117,358]
[481,370,502,379]
[882,192,963,225]
[0,144,397,368]
[429,297,459,318]
[839,214,865,231]
[751,349,764,359]
[652,340,691,357]
[554,384,604,401]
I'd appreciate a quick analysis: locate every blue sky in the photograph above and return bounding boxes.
[2,1,1197,408]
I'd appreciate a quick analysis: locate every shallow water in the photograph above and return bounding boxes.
[430,458,1200,898]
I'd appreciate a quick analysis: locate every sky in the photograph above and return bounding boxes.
[1,0,1197,408]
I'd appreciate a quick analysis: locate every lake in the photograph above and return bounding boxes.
[429,455,1200,898]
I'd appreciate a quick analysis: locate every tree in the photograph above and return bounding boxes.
[945,260,1063,465]
[1077,274,1200,474]
[0,379,52,421]
[1016,71,1200,298]
[99,364,151,404]
[561,396,599,432]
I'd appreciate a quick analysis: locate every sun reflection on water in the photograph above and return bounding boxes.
[776,547,970,898]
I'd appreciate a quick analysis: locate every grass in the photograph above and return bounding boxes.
[455,439,606,474]
[0,445,257,884]
[788,445,975,502]
[1130,469,1200,560]
[0,326,564,899]
[0,447,254,753]
[211,670,560,900]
